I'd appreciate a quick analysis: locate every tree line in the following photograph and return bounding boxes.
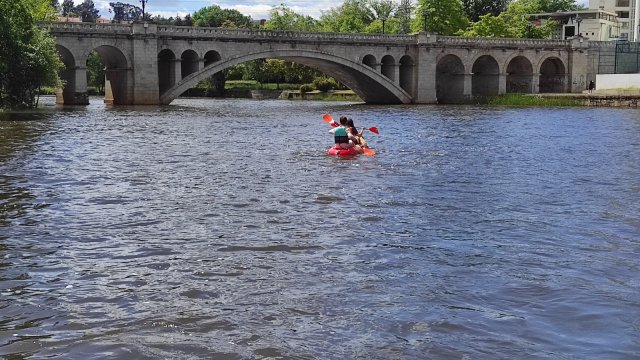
[2,0,583,109]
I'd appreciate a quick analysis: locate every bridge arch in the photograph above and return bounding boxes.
[472,55,500,97]
[399,55,414,93]
[506,56,533,93]
[158,49,177,94]
[381,55,396,82]
[56,45,78,105]
[362,54,377,70]
[204,50,221,67]
[436,54,465,103]
[90,45,130,104]
[181,50,200,79]
[160,49,411,105]
[538,56,566,93]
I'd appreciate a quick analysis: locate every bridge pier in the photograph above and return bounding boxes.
[532,73,540,94]
[173,59,182,86]
[463,73,473,101]
[413,41,437,104]
[56,66,89,105]
[498,74,507,95]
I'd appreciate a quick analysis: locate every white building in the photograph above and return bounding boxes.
[590,0,637,40]
[529,9,620,41]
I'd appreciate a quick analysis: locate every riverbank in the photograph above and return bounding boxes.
[483,91,640,107]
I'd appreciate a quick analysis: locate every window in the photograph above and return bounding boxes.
[618,11,630,18]
[616,0,629,7]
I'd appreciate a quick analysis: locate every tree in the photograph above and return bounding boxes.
[183,14,193,26]
[539,0,582,12]
[463,0,508,22]
[192,5,253,28]
[414,0,469,35]
[368,0,395,19]
[0,0,63,109]
[396,0,413,34]
[264,4,318,31]
[50,0,60,13]
[75,0,100,22]
[61,0,74,16]
[87,51,105,94]
[460,0,561,38]
[109,2,142,22]
[318,0,375,33]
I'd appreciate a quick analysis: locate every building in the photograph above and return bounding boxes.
[529,9,620,41]
[590,0,636,40]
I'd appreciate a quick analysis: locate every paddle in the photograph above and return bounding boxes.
[322,114,380,134]
[322,114,378,156]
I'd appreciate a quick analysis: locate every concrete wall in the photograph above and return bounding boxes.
[596,73,640,88]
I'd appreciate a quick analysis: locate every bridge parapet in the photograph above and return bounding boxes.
[156,25,415,44]
[437,35,572,49]
[588,41,618,49]
[43,22,132,34]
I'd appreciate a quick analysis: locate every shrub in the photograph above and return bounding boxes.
[299,83,314,93]
[312,77,339,92]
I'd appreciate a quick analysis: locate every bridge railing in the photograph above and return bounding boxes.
[156,25,416,44]
[436,36,572,48]
[41,21,132,34]
[42,21,587,49]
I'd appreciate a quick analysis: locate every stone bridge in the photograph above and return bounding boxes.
[44,22,607,105]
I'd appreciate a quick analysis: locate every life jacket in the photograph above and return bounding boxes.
[334,126,349,144]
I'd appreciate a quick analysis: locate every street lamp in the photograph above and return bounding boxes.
[381,15,387,34]
[575,14,582,37]
[422,9,429,33]
[140,0,148,21]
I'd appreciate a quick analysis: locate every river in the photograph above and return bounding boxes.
[1,97,639,359]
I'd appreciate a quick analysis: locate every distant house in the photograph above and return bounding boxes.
[57,16,82,22]
[56,16,112,24]
[529,9,620,41]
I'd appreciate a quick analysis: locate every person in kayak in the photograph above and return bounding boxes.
[329,116,357,149]
[346,118,367,149]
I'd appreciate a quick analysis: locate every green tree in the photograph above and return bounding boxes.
[396,0,413,33]
[61,0,74,16]
[461,0,561,38]
[109,2,142,22]
[318,0,375,33]
[192,5,254,28]
[463,0,508,22]
[50,0,60,13]
[75,0,99,22]
[0,0,63,109]
[538,0,582,12]
[414,0,469,35]
[368,0,396,19]
[183,14,193,26]
[264,4,318,31]
[87,51,105,94]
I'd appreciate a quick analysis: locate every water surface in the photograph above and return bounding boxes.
[1,97,639,359]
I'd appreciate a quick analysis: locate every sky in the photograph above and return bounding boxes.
[77,0,591,21]
[76,1,341,20]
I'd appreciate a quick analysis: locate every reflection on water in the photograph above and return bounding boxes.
[1,96,639,359]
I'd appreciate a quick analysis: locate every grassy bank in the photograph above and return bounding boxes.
[483,93,585,106]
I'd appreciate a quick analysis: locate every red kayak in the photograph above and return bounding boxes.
[327,145,361,158]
